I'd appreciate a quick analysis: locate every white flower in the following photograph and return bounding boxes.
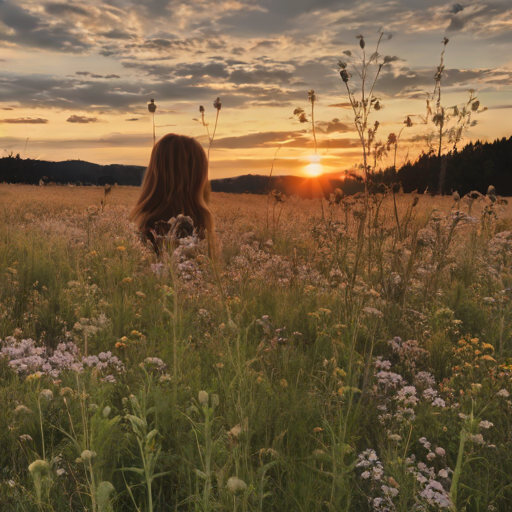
[432,397,446,408]
[39,389,53,401]
[497,389,510,398]
[80,450,97,462]
[227,476,247,493]
[479,420,494,429]
[198,390,209,407]
[435,447,446,457]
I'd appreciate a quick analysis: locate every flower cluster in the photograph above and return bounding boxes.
[1,337,124,380]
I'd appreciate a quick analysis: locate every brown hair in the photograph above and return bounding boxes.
[129,133,214,244]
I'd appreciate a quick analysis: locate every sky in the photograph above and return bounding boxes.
[0,0,511,179]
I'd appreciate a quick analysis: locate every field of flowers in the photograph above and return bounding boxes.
[1,183,512,511]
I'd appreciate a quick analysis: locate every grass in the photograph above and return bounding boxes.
[1,183,512,511]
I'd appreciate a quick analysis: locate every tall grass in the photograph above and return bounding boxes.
[1,184,512,511]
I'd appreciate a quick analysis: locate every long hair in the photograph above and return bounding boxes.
[129,134,214,244]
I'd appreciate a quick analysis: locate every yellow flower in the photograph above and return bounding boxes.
[135,291,146,298]
[313,427,324,433]
[115,342,126,349]
[116,246,126,252]
[482,343,494,352]
[122,277,132,284]
[474,350,482,356]
[480,355,496,362]
[279,379,288,389]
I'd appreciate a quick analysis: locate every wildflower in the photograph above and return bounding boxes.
[80,450,97,462]
[28,460,49,475]
[20,434,33,442]
[229,425,242,438]
[468,434,485,445]
[135,291,146,298]
[60,387,73,397]
[122,277,132,283]
[115,342,126,349]
[213,97,222,110]
[96,481,115,508]
[497,389,509,398]
[313,427,324,433]
[432,398,446,407]
[116,246,126,252]
[480,355,496,362]
[198,390,209,406]
[56,468,67,477]
[362,306,383,318]
[14,405,32,414]
[361,471,371,479]
[39,389,53,401]
[479,420,494,429]
[435,447,446,457]
[226,476,247,493]
[279,379,288,388]
[438,469,449,478]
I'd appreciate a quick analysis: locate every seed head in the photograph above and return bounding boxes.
[339,69,350,83]
[227,476,247,494]
[28,460,49,476]
[199,105,205,113]
[213,97,221,110]
[81,450,97,463]
[147,99,157,113]
[198,390,209,406]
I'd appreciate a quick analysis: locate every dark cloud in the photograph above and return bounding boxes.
[2,107,14,110]
[316,119,351,134]
[212,129,358,149]
[67,115,98,123]
[45,3,90,16]
[450,3,464,14]
[0,117,48,124]
[99,29,135,40]
[0,1,91,52]
[125,118,139,121]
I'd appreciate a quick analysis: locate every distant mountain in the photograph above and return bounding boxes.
[0,156,145,186]
[0,155,362,199]
[2,135,511,197]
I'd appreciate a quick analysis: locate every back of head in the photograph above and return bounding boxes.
[130,133,214,238]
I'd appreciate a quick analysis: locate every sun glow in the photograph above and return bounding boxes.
[304,154,323,177]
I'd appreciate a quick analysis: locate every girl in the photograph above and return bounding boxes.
[129,133,214,254]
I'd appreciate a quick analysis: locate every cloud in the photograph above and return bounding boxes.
[99,29,135,40]
[212,129,358,149]
[67,115,98,123]
[2,107,14,110]
[125,118,139,121]
[0,117,48,123]
[0,0,92,52]
[316,119,351,134]
[44,3,90,16]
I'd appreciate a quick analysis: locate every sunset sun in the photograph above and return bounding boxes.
[304,154,323,177]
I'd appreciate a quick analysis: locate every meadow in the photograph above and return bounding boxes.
[1,183,512,511]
